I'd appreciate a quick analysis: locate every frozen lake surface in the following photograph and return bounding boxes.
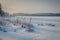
[0,16,60,40]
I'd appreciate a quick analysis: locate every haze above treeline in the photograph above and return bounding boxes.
[0,3,60,17]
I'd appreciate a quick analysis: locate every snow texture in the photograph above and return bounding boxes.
[0,16,60,40]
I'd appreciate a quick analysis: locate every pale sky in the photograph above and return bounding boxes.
[0,0,60,14]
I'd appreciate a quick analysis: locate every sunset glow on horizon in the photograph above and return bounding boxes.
[0,0,60,14]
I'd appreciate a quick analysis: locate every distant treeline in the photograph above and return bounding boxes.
[12,13,60,16]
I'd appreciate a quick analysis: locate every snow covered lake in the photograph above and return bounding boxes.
[0,16,60,40]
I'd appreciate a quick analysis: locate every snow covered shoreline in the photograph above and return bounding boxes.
[0,16,60,40]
